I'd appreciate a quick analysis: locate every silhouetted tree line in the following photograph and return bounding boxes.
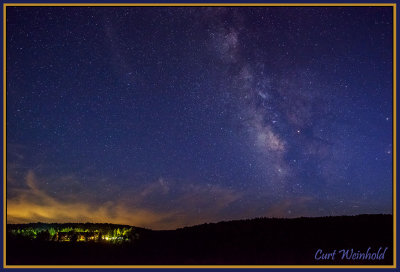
[6,214,393,265]
[7,222,144,243]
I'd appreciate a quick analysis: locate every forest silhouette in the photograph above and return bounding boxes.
[7,214,392,265]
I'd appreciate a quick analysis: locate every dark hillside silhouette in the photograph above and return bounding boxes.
[7,214,392,265]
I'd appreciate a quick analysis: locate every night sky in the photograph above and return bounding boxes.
[6,6,393,230]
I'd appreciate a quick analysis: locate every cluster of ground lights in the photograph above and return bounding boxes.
[8,226,137,243]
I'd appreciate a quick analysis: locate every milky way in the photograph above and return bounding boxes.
[6,6,393,229]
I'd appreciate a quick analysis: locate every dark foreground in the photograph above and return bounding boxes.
[7,214,393,265]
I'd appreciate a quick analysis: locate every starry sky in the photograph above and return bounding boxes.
[6,6,393,230]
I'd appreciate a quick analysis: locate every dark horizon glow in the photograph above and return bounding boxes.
[6,6,393,230]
